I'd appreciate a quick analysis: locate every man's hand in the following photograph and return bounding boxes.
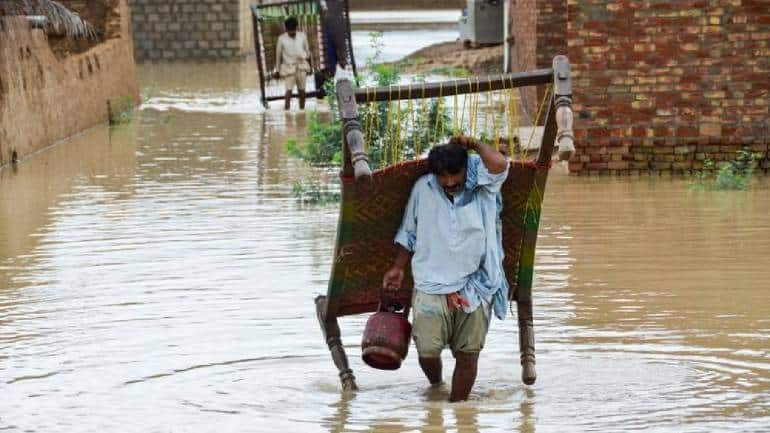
[447,292,470,310]
[382,266,405,290]
[449,135,478,152]
[450,134,508,174]
[498,138,510,157]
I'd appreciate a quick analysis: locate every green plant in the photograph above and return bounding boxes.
[366,31,386,70]
[283,30,452,170]
[691,149,759,191]
[429,65,470,78]
[399,56,426,67]
[108,96,135,125]
[291,178,340,205]
[284,111,341,166]
[142,83,158,102]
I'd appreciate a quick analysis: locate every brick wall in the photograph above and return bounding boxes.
[349,0,464,9]
[509,0,770,174]
[509,0,566,118]
[130,0,247,61]
[128,0,463,61]
[509,0,537,117]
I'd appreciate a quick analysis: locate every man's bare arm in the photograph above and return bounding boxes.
[392,244,412,269]
[450,136,508,174]
[383,245,413,289]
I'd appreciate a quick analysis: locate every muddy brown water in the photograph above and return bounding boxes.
[1,62,769,432]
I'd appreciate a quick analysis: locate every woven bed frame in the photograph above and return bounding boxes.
[315,57,575,391]
[250,0,357,107]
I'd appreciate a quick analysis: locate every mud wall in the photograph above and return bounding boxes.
[509,0,770,174]
[0,0,139,168]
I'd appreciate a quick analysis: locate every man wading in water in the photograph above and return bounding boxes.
[383,135,510,402]
[274,16,311,110]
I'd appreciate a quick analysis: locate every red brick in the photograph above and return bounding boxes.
[676,126,699,137]
[608,161,629,170]
[514,0,770,174]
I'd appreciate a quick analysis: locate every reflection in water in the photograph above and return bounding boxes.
[454,404,480,433]
[422,404,447,433]
[1,62,769,433]
[518,388,535,433]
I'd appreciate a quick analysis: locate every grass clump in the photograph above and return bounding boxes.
[286,111,342,166]
[108,96,135,125]
[291,178,340,205]
[691,149,760,191]
[428,65,470,78]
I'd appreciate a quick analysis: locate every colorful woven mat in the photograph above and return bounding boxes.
[328,159,538,317]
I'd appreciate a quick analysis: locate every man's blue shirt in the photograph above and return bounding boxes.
[395,155,510,320]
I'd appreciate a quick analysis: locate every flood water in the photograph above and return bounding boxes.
[1,61,769,433]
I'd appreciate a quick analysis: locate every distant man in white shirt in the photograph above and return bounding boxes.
[274,16,311,110]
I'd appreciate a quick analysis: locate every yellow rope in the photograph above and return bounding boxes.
[484,78,492,140]
[418,83,427,157]
[453,80,459,134]
[468,77,481,137]
[491,89,501,151]
[394,86,402,164]
[383,85,393,166]
[440,94,446,142]
[506,77,515,159]
[509,75,521,160]
[439,83,447,142]
[408,82,415,160]
[374,96,383,165]
[361,76,547,166]
[364,87,373,154]
[466,79,473,137]
[525,84,552,159]
[363,101,371,154]
[433,81,443,147]
[459,79,469,135]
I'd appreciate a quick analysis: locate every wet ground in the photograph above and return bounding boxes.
[2,36,770,433]
[350,10,459,63]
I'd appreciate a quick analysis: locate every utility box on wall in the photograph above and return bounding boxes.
[458,0,503,47]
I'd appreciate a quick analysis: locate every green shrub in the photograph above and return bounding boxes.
[291,178,340,205]
[284,31,452,170]
[285,111,342,166]
[108,96,135,125]
[691,149,759,191]
[429,65,470,78]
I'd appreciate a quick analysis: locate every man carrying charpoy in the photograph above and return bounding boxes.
[274,16,311,110]
[382,135,510,402]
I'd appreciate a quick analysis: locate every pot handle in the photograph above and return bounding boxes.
[378,286,410,318]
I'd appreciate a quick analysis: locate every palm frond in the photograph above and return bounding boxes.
[0,0,99,40]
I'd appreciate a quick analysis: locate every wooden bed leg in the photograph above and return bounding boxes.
[517,299,537,385]
[315,295,358,391]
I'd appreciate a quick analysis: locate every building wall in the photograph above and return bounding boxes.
[509,0,770,174]
[240,0,255,56]
[508,0,538,118]
[349,0,464,9]
[0,1,139,168]
[128,0,463,62]
[130,0,247,61]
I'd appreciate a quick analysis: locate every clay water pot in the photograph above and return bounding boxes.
[361,297,411,370]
